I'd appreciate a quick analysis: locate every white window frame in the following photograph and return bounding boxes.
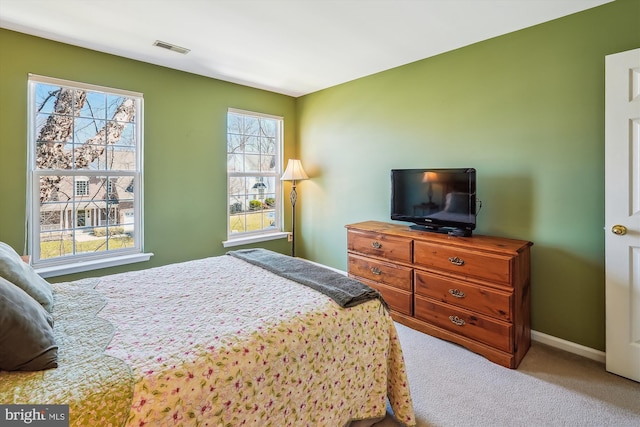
[223,108,288,247]
[27,75,152,277]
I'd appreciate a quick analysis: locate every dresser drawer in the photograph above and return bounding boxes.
[356,277,413,316]
[414,241,512,285]
[348,230,412,263]
[414,270,512,321]
[348,254,412,291]
[414,296,512,353]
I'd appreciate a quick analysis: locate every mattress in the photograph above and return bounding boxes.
[0,252,416,426]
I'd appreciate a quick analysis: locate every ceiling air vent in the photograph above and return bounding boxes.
[153,40,190,55]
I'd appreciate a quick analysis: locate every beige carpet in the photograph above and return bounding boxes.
[377,322,640,427]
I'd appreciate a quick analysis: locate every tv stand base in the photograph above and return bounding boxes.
[409,224,472,237]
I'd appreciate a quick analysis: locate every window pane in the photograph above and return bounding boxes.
[75,117,106,146]
[39,231,73,259]
[227,112,243,134]
[260,136,276,154]
[244,211,264,232]
[35,83,62,114]
[261,154,276,172]
[106,146,136,171]
[229,209,246,234]
[244,116,260,136]
[79,91,107,119]
[113,122,136,149]
[76,234,108,255]
[229,176,245,197]
[41,176,71,203]
[244,154,261,172]
[107,95,136,123]
[244,136,260,153]
[259,118,276,137]
[227,133,245,154]
[40,210,61,231]
[35,124,74,170]
[37,88,86,144]
[36,113,70,144]
[262,177,276,195]
[227,153,244,173]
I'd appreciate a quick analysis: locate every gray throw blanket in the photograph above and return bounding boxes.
[227,248,387,309]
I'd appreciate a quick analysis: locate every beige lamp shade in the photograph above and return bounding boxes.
[281,159,309,181]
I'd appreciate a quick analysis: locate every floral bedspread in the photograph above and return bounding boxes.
[0,279,134,427]
[1,255,416,427]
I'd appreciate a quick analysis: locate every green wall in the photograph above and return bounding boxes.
[295,0,640,351]
[1,0,638,351]
[0,28,297,282]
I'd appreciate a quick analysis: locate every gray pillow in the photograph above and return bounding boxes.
[0,242,54,312]
[0,276,58,371]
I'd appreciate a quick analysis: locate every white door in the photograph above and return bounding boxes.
[605,48,640,382]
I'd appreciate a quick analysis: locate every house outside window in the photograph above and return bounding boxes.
[226,109,283,241]
[28,75,147,273]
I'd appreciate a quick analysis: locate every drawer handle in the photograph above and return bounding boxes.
[370,267,382,275]
[371,241,382,249]
[448,289,466,298]
[449,315,466,326]
[448,256,465,266]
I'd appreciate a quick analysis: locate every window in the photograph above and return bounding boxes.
[226,109,283,242]
[28,75,148,274]
[75,179,89,196]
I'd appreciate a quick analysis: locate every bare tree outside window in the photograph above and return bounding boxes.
[227,110,282,237]
[29,76,142,264]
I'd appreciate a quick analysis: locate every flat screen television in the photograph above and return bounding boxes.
[391,168,477,236]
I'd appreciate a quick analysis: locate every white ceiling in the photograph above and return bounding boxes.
[0,0,612,97]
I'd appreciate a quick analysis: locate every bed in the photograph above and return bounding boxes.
[0,247,416,427]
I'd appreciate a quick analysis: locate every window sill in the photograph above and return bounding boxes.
[35,252,154,278]
[222,232,290,248]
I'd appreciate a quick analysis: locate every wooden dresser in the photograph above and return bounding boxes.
[346,220,533,368]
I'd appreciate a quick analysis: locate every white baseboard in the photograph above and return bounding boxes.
[531,330,606,364]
